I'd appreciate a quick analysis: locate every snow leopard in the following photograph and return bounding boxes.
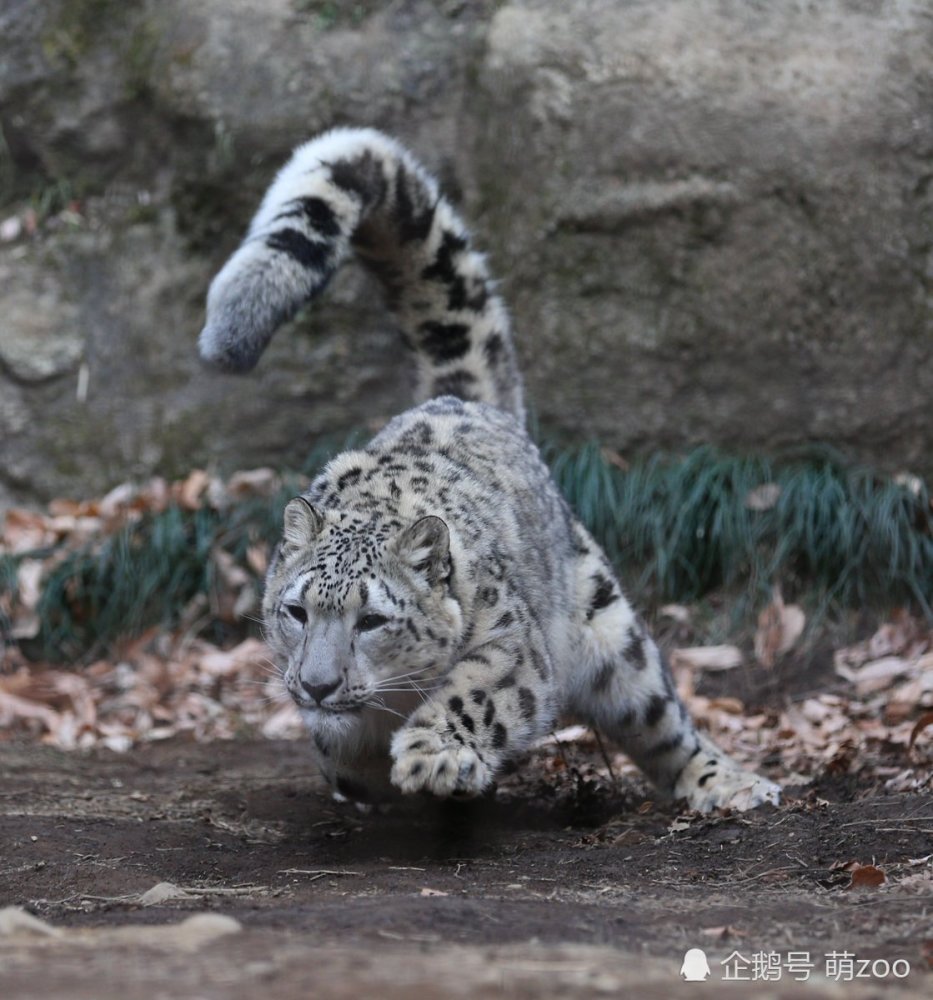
[199,128,781,812]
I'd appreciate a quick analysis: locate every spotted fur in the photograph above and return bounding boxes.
[200,129,780,812]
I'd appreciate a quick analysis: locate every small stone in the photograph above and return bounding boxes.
[139,881,190,906]
[0,288,84,382]
[0,906,63,938]
[0,216,22,242]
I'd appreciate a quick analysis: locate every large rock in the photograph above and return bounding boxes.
[0,0,930,503]
[474,0,933,465]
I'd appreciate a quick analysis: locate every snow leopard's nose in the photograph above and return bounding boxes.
[301,678,340,704]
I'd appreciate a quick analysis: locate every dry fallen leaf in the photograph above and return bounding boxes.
[847,864,886,890]
[0,689,61,731]
[227,468,279,497]
[909,712,933,751]
[745,482,782,511]
[824,742,859,775]
[210,549,255,622]
[535,725,594,747]
[198,637,270,678]
[2,509,55,553]
[671,645,743,672]
[836,655,911,693]
[96,482,136,517]
[611,828,644,847]
[419,888,448,897]
[599,448,629,472]
[246,543,269,576]
[754,586,805,668]
[835,610,927,672]
[175,469,211,511]
[659,604,691,624]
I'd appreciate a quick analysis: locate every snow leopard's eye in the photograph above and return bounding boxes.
[356,613,389,632]
[285,603,308,624]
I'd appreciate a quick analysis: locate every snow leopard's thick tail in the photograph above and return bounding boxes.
[199,128,524,421]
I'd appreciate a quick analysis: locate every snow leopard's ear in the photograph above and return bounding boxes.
[392,515,451,586]
[282,497,324,551]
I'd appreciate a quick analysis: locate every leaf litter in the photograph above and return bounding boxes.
[0,471,930,802]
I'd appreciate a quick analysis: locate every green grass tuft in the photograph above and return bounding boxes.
[0,553,19,644]
[36,506,216,659]
[550,444,932,616]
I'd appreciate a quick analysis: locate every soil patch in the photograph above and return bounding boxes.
[0,738,929,998]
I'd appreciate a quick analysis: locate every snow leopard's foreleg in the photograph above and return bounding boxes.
[568,528,781,812]
[390,634,554,798]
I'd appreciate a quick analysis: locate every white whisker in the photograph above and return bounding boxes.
[376,666,436,685]
[410,678,441,703]
[366,698,408,721]
[372,682,444,693]
[236,678,287,690]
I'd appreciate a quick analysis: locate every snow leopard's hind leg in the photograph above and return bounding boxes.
[566,526,781,812]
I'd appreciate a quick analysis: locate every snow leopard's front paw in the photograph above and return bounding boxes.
[390,726,491,798]
[674,749,781,813]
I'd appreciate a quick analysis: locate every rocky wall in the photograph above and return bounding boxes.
[1,0,930,503]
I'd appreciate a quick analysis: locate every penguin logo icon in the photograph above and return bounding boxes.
[680,948,711,981]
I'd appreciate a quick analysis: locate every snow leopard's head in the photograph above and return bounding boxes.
[263,499,463,738]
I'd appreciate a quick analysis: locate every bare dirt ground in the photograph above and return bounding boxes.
[1,735,930,999]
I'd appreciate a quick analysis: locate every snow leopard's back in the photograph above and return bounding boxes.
[312,394,577,565]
